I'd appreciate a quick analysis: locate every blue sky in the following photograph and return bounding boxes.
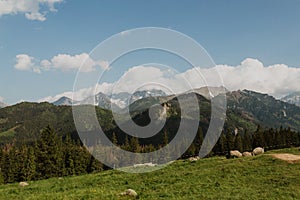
[1,0,300,104]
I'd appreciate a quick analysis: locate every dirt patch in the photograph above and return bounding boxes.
[271,153,300,164]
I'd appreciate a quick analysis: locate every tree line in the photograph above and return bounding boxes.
[0,124,299,184]
[0,126,102,184]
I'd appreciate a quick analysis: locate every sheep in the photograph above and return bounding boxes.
[253,147,264,156]
[133,162,157,168]
[229,150,243,158]
[120,189,137,197]
[188,156,200,162]
[242,151,252,157]
[19,182,29,187]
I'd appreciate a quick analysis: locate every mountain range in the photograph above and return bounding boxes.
[52,87,300,111]
[281,91,300,107]
[52,89,168,110]
[0,88,300,147]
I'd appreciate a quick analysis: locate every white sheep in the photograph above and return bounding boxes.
[242,151,252,157]
[19,182,29,187]
[252,147,264,156]
[120,189,138,197]
[230,150,242,158]
[133,162,157,167]
[188,156,200,162]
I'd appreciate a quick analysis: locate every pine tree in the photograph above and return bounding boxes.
[197,128,204,147]
[252,125,265,148]
[63,134,75,176]
[234,133,243,152]
[226,132,234,151]
[163,129,169,146]
[123,135,130,151]
[112,132,118,146]
[18,145,36,181]
[87,155,103,173]
[242,129,252,151]
[213,131,226,155]
[36,125,63,179]
[130,137,140,153]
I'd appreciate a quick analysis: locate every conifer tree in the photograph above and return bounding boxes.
[234,133,243,152]
[130,137,140,153]
[112,132,118,146]
[242,129,252,151]
[36,125,63,179]
[226,132,234,151]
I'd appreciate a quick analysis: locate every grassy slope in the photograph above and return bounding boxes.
[0,148,300,200]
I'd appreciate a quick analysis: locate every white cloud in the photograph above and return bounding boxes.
[14,54,41,73]
[43,53,100,72]
[38,58,300,102]
[0,0,62,21]
[0,96,4,102]
[15,53,109,73]
[25,11,46,21]
[212,58,300,98]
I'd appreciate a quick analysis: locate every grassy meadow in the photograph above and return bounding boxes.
[0,148,299,200]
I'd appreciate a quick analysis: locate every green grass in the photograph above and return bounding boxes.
[0,126,18,137]
[0,148,300,200]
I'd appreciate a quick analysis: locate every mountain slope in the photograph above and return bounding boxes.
[0,102,114,145]
[281,91,300,107]
[52,97,75,106]
[227,90,300,131]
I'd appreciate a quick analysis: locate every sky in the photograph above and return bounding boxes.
[0,0,300,104]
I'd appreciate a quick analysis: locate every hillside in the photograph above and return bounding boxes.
[226,90,300,131]
[0,148,299,199]
[0,102,115,145]
[1,89,300,146]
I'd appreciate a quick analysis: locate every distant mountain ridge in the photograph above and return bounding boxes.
[281,91,300,107]
[51,89,168,110]
[53,97,74,106]
[0,102,7,108]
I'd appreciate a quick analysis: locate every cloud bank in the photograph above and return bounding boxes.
[0,0,63,21]
[15,53,109,73]
[39,58,300,102]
